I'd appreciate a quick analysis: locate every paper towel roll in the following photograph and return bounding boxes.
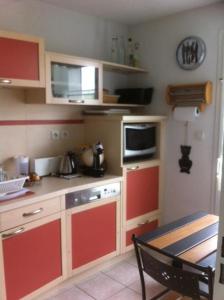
[173,107,200,122]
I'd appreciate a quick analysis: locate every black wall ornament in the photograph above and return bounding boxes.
[176,36,206,70]
[178,121,193,174]
[179,145,193,174]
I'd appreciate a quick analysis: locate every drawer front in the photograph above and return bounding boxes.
[126,219,158,246]
[0,197,61,231]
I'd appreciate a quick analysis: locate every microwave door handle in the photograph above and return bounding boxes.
[125,124,153,130]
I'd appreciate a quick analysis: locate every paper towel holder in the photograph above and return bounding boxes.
[166,81,212,112]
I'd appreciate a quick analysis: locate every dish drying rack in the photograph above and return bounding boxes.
[0,176,28,196]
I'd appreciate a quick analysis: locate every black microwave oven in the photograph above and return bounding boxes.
[123,123,156,162]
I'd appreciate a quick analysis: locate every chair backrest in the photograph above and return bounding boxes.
[133,235,213,300]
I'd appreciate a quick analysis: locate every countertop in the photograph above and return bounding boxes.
[0,174,123,213]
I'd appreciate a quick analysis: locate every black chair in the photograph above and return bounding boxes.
[132,234,214,300]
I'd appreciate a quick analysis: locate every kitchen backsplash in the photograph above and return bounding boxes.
[0,89,85,173]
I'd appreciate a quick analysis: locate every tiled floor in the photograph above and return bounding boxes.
[35,256,182,300]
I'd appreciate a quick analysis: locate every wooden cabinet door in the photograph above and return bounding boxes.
[126,166,159,220]
[2,219,62,300]
[0,31,44,87]
[46,52,102,105]
[71,202,116,269]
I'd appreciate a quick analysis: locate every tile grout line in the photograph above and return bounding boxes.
[104,286,129,300]
[75,270,128,300]
[38,257,140,300]
[73,285,97,300]
[101,260,141,289]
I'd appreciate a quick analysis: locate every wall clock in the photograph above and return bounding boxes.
[176,36,206,70]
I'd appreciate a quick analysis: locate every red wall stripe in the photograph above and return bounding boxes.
[0,119,84,126]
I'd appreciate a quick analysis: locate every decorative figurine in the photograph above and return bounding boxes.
[179,145,193,174]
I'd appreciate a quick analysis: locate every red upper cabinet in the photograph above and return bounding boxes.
[0,31,45,88]
[126,166,159,220]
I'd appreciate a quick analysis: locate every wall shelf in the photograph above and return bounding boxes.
[102,60,147,74]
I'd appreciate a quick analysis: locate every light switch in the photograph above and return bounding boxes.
[194,130,205,141]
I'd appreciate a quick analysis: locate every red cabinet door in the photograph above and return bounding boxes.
[0,37,40,81]
[3,220,62,300]
[72,202,116,269]
[126,166,159,220]
[126,220,158,246]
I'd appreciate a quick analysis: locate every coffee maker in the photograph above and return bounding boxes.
[59,151,78,176]
[82,142,105,177]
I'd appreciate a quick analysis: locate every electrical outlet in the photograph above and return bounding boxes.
[61,130,70,139]
[51,129,60,140]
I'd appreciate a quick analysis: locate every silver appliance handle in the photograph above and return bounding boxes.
[2,227,25,239]
[22,208,43,217]
[127,166,139,171]
[68,99,85,104]
[89,194,100,201]
[137,220,149,227]
[124,124,154,130]
[0,79,12,84]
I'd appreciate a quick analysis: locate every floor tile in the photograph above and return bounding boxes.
[128,274,166,299]
[34,278,77,300]
[77,272,124,300]
[125,255,138,267]
[52,286,94,300]
[106,287,142,300]
[103,261,140,285]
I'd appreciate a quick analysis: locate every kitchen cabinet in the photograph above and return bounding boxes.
[84,115,165,253]
[0,197,66,300]
[0,177,123,298]
[66,198,120,275]
[101,60,147,106]
[27,51,148,107]
[45,52,103,105]
[0,30,45,88]
[123,163,160,251]
[126,166,159,220]
[126,219,158,246]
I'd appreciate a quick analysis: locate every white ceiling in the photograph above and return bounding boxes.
[38,0,221,25]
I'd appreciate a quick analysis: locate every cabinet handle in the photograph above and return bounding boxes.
[22,208,43,217]
[127,166,139,171]
[0,79,12,84]
[2,227,25,239]
[68,99,85,104]
[137,220,149,227]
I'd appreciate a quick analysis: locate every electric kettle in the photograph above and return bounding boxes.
[59,151,78,175]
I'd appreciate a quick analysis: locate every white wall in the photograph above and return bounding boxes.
[0,0,128,60]
[129,3,224,222]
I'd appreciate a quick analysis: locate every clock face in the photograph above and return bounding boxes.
[176,36,206,70]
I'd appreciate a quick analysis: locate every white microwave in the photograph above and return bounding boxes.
[123,123,156,162]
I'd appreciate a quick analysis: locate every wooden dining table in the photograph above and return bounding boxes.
[137,211,218,271]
